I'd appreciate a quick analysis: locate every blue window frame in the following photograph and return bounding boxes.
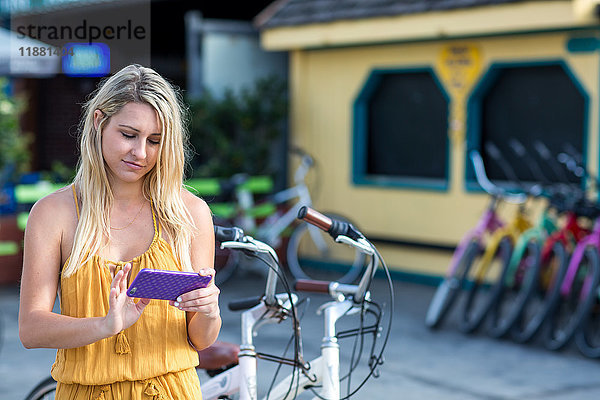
[466,61,588,191]
[353,68,450,190]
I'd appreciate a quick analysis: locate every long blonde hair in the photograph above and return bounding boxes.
[64,64,195,277]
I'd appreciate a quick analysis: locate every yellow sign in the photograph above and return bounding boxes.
[437,44,482,142]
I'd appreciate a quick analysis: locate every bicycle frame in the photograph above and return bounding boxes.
[203,235,303,400]
[205,226,382,400]
[541,211,589,262]
[266,237,378,400]
[201,291,299,400]
[560,218,600,298]
[256,182,313,246]
[444,197,504,279]
[236,152,320,249]
[471,204,531,283]
[505,206,558,287]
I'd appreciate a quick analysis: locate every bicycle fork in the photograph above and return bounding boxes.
[317,299,354,400]
[239,293,298,400]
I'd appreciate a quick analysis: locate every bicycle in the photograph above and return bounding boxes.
[508,141,587,344]
[425,148,526,330]
[575,278,600,357]
[475,141,593,344]
[540,152,600,351]
[541,205,600,351]
[458,146,533,334]
[481,140,559,339]
[202,210,392,400]
[208,148,365,285]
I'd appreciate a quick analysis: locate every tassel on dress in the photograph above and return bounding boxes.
[115,330,131,354]
[93,385,110,400]
[143,380,164,399]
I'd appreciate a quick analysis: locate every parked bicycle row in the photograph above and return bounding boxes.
[426,139,600,359]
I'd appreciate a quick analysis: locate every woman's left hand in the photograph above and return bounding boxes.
[170,268,220,319]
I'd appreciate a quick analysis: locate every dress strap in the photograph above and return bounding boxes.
[150,199,161,238]
[71,184,80,220]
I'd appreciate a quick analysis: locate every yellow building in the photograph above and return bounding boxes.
[257,0,600,282]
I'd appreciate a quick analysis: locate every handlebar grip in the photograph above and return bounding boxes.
[297,206,332,231]
[297,206,364,240]
[214,225,244,242]
[294,279,330,294]
[228,295,263,311]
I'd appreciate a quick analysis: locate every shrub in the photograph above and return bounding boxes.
[187,75,287,178]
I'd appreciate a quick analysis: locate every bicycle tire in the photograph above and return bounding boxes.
[459,237,512,334]
[542,245,600,351]
[486,240,542,339]
[425,240,480,329]
[574,249,600,358]
[286,213,365,284]
[213,216,241,286]
[575,283,600,358]
[510,241,568,343]
[24,376,56,400]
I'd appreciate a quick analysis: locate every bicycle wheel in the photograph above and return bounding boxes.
[425,240,480,329]
[575,274,600,358]
[286,213,365,283]
[510,241,568,343]
[542,246,600,351]
[486,240,541,339]
[459,237,512,334]
[24,376,56,400]
[213,216,240,286]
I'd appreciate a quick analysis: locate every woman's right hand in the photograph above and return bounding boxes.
[103,263,150,336]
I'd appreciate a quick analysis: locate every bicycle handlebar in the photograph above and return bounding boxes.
[214,225,245,242]
[470,150,527,204]
[508,138,553,186]
[297,206,364,240]
[295,279,361,297]
[215,225,281,307]
[485,142,520,185]
[295,279,330,293]
[533,140,571,185]
[296,206,377,304]
[290,146,314,167]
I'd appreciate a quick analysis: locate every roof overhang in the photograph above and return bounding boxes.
[260,1,600,51]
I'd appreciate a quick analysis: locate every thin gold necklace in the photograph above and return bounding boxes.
[110,201,146,230]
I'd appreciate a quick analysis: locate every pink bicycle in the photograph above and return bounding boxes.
[425,150,525,329]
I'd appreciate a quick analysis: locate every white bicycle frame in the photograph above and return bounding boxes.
[235,154,324,250]
[202,235,378,400]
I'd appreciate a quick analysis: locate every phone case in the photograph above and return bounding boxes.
[127,268,213,301]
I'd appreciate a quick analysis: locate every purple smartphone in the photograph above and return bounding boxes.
[127,268,213,301]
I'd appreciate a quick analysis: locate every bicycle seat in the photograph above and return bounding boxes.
[196,341,240,372]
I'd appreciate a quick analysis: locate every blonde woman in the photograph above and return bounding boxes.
[18,64,221,399]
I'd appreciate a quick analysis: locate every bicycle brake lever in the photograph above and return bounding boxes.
[335,236,375,255]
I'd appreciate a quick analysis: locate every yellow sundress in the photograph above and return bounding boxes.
[50,185,202,399]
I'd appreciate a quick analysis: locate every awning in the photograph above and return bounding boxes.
[0,27,60,77]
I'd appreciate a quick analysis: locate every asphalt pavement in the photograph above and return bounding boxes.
[2,266,600,400]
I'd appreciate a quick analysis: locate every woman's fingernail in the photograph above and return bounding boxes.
[177,297,182,302]
[174,302,179,307]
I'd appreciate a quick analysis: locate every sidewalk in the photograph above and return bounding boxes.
[2,270,600,399]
